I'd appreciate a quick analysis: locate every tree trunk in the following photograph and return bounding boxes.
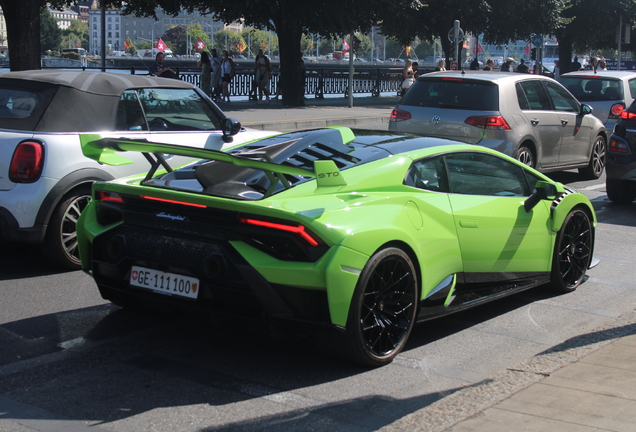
[1,0,43,71]
[556,33,574,74]
[275,20,304,107]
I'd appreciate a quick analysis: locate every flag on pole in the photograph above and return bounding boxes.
[237,39,247,53]
[195,38,206,52]
[124,37,133,51]
[404,46,411,56]
[525,42,531,56]
[342,39,350,54]
[307,40,314,52]
[156,38,166,52]
[261,41,268,51]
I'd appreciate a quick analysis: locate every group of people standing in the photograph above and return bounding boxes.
[197,49,236,102]
[196,48,273,104]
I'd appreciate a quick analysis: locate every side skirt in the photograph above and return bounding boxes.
[416,272,551,323]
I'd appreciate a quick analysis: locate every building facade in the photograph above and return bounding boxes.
[89,6,242,55]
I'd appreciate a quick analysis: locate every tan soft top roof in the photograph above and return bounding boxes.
[0,70,194,96]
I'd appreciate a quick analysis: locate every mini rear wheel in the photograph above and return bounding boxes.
[41,187,92,270]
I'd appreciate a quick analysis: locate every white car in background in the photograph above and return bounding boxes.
[0,70,273,269]
[559,70,636,130]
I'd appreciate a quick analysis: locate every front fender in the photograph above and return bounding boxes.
[550,189,597,232]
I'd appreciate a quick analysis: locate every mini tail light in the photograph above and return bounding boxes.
[96,190,125,203]
[608,137,630,153]
[464,115,511,130]
[9,141,44,183]
[609,103,626,118]
[620,110,636,120]
[390,109,412,121]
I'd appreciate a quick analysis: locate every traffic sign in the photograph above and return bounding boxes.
[532,35,543,47]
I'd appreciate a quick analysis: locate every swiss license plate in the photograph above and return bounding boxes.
[130,266,200,299]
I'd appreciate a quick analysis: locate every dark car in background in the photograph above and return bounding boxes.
[607,101,636,203]
[559,70,636,130]
[389,71,607,179]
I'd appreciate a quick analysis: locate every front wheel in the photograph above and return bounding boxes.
[338,247,418,367]
[579,135,606,179]
[549,209,593,293]
[606,178,636,204]
[41,188,92,270]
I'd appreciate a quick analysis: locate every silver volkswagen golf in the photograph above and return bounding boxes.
[389,71,607,179]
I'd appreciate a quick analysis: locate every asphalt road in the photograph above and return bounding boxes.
[0,147,634,432]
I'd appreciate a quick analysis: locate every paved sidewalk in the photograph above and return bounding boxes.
[220,94,400,131]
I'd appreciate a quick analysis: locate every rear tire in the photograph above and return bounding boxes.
[337,247,418,367]
[606,178,636,204]
[549,209,592,293]
[578,135,606,179]
[515,145,535,168]
[40,187,92,270]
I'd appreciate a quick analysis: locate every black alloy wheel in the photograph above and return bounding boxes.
[341,247,418,367]
[550,209,593,293]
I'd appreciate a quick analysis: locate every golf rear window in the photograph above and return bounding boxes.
[401,78,499,111]
[560,76,623,101]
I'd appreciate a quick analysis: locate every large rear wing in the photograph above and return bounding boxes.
[79,131,348,190]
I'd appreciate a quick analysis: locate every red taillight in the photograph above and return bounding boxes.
[9,141,44,182]
[609,103,626,118]
[240,217,320,246]
[391,109,412,121]
[141,195,207,208]
[464,115,511,130]
[96,190,125,203]
[620,110,636,120]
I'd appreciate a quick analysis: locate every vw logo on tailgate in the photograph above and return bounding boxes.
[432,115,442,125]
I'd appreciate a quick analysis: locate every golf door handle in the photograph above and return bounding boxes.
[530,118,539,126]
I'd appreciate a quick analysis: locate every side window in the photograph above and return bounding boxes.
[544,81,579,112]
[444,152,532,197]
[516,82,530,110]
[405,156,449,192]
[136,88,222,131]
[629,79,636,99]
[116,90,147,131]
[517,80,552,110]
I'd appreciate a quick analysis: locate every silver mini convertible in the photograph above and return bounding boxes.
[389,71,607,179]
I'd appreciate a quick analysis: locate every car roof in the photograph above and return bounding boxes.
[0,70,195,96]
[561,70,636,79]
[417,70,552,84]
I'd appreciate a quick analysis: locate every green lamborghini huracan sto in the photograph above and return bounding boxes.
[77,127,598,367]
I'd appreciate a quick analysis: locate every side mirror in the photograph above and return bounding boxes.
[222,118,242,143]
[524,181,558,212]
[581,104,593,115]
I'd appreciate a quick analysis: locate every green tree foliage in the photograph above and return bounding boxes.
[41,8,62,54]
[212,29,245,54]
[555,0,636,73]
[113,0,386,106]
[62,19,89,52]
[242,28,278,57]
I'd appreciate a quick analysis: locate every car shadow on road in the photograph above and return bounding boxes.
[0,282,567,431]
